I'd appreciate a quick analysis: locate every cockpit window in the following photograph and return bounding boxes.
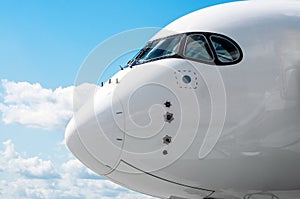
[127,32,243,67]
[210,35,240,63]
[183,34,213,62]
[135,35,181,64]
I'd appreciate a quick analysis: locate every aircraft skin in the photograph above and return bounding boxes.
[65,1,300,199]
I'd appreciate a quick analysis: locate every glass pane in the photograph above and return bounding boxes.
[137,35,181,63]
[184,34,213,62]
[210,35,240,63]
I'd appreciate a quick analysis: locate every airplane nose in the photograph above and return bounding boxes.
[65,87,125,175]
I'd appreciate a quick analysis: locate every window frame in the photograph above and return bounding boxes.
[209,34,242,64]
[183,33,215,64]
[184,32,243,66]
[134,34,184,65]
[129,32,243,67]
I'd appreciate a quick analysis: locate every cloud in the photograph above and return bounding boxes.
[61,159,102,180]
[0,140,157,199]
[13,157,60,179]
[0,178,156,199]
[0,79,74,130]
[2,139,18,159]
[0,140,59,179]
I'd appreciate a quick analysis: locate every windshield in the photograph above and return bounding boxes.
[128,35,181,66]
[126,32,242,67]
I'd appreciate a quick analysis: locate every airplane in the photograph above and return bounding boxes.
[65,0,300,198]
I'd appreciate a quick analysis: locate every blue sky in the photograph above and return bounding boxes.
[0,0,237,198]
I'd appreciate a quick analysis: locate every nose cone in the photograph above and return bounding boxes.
[65,88,125,175]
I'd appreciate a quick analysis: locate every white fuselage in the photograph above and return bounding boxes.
[66,1,300,199]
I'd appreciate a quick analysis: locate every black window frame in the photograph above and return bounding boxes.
[129,32,243,67]
[183,33,215,64]
[132,34,184,65]
[209,34,242,64]
[184,32,243,66]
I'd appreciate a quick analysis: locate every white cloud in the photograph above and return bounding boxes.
[61,159,102,180]
[0,178,155,199]
[0,79,74,130]
[12,157,60,179]
[0,140,59,179]
[2,139,18,159]
[0,140,157,199]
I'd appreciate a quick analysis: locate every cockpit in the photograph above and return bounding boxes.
[127,32,243,67]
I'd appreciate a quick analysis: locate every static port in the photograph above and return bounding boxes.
[164,101,172,108]
[164,112,174,123]
[163,135,172,145]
